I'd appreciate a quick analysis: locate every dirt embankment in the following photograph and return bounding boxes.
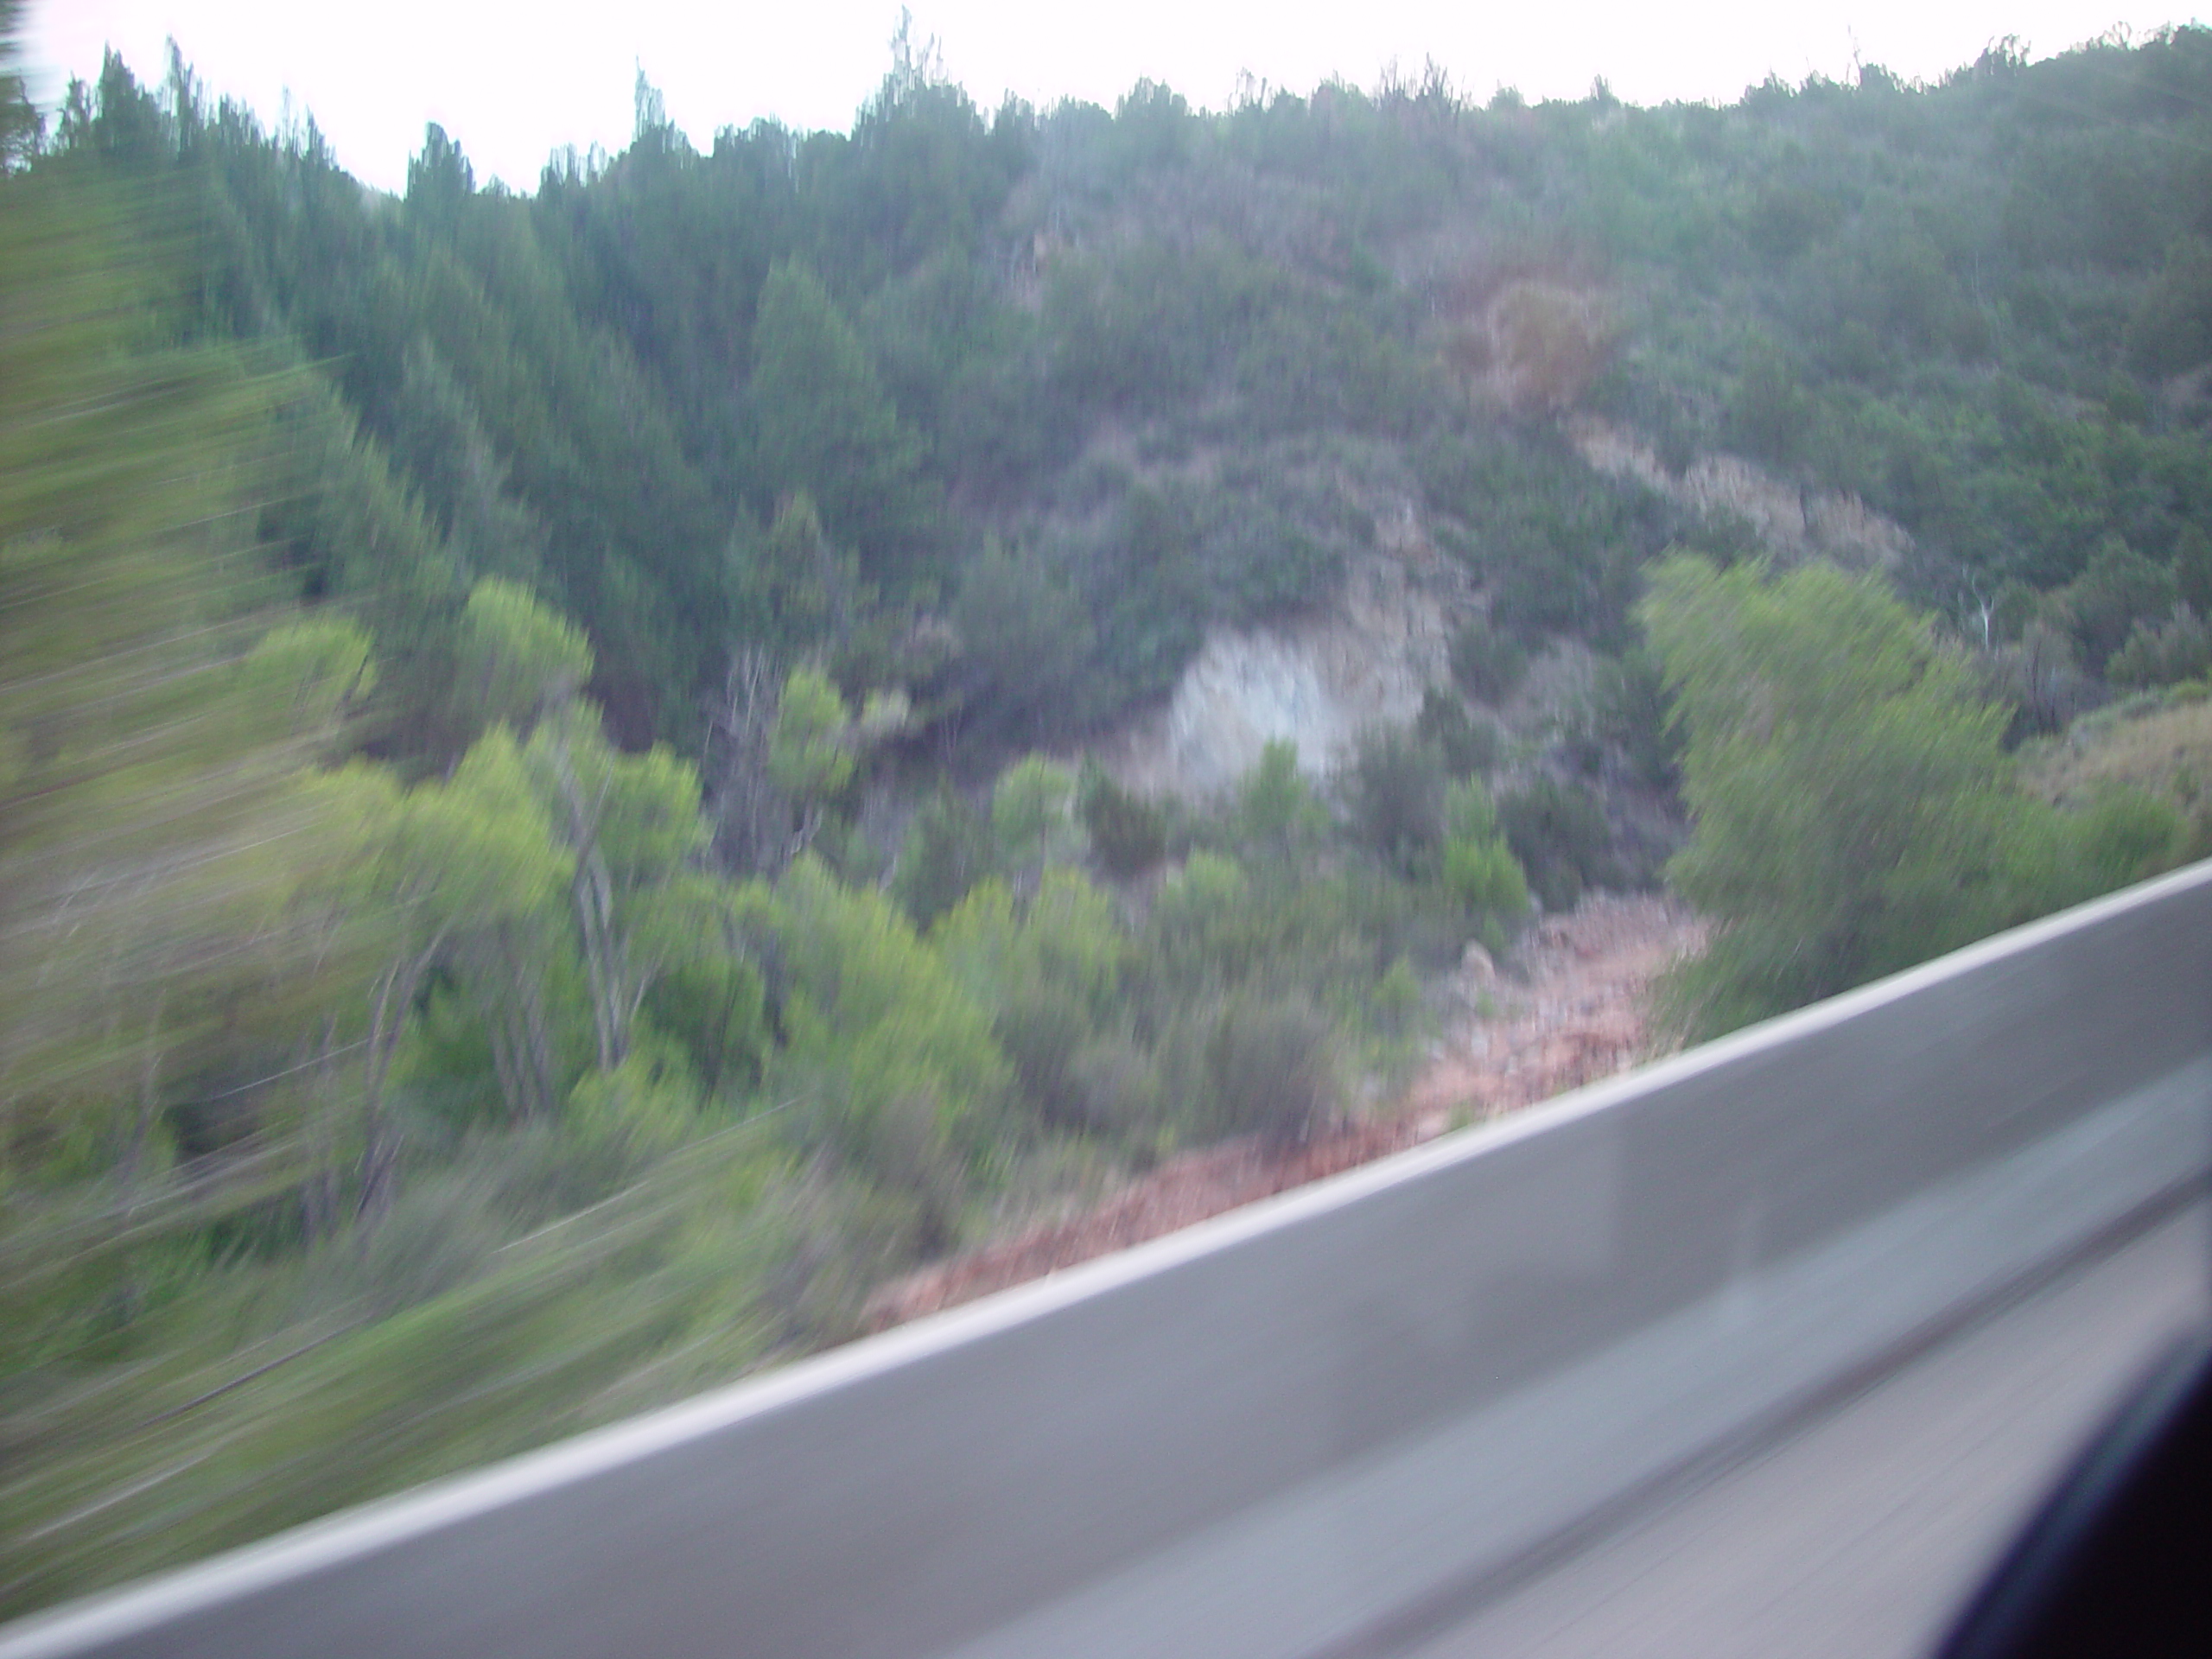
[865,893,1706,1332]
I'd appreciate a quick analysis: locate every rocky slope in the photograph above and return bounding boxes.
[865,893,1705,1330]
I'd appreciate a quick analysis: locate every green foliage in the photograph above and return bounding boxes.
[893,785,993,927]
[1232,739,1328,857]
[1344,726,1447,876]
[1440,778,1530,930]
[1591,648,1682,789]
[1497,778,1617,912]
[1203,993,1338,1147]
[2044,536,2178,674]
[235,618,378,748]
[2063,784,2186,890]
[1416,688,1503,779]
[1447,616,1529,702]
[37,21,2212,1617]
[452,577,593,738]
[1729,338,1817,467]
[949,543,1095,743]
[2175,525,2212,618]
[766,665,855,804]
[989,755,1080,874]
[1442,836,1530,929]
[565,1033,707,1155]
[1643,556,2164,1035]
[1043,234,1276,415]
[749,261,940,591]
[644,952,768,1096]
[1415,429,1664,646]
[760,855,1007,1181]
[1076,760,1167,877]
[2108,606,2212,689]
[727,494,865,659]
[2126,238,2212,372]
[932,869,1124,1132]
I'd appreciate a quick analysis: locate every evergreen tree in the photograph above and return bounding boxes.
[748,261,940,592]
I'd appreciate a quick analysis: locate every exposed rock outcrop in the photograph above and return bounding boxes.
[1567,415,1914,574]
[1100,549,1467,798]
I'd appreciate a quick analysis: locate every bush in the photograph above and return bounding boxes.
[949,543,1096,744]
[1592,648,1681,788]
[1498,777,1616,911]
[995,984,1090,1130]
[1077,760,1168,876]
[564,1038,707,1158]
[990,755,1080,874]
[2046,537,2178,674]
[644,955,768,1097]
[1204,993,1338,1147]
[1415,687,1503,779]
[1447,616,1529,702]
[2126,237,2212,374]
[2108,606,2212,689]
[1231,738,1326,856]
[1729,338,1816,466]
[1345,726,1448,875]
[1442,836,1529,925]
[1068,1035,1163,1141]
[2064,785,2184,892]
[893,787,993,927]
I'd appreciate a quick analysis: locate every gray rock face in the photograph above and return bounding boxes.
[1568,415,1914,573]
[1103,554,1458,798]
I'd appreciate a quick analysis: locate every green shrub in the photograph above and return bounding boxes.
[1144,852,1255,984]
[1442,836,1529,924]
[995,984,1091,1131]
[1416,687,1503,778]
[1447,616,1529,702]
[950,544,1096,744]
[2045,536,2178,674]
[565,1037,708,1158]
[644,954,768,1097]
[1077,760,1168,876]
[1444,776,1501,844]
[2063,785,2184,891]
[2126,237,2212,373]
[1440,777,1529,929]
[1498,777,1616,911]
[990,755,1081,874]
[1231,738,1327,856]
[2108,606,2212,689]
[1068,1035,1163,1141]
[893,787,994,928]
[1204,993,1339,1147]
[1592,648,1682,788]
[1346,726,1447,875]
[1729,338,1817,466]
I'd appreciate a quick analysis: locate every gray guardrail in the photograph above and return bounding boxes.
[5,865,2211,1659]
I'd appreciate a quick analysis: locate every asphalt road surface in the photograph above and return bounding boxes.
[1392,1199,2211,1659]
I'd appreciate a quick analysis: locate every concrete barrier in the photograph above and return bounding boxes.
[5,865,2211,1659]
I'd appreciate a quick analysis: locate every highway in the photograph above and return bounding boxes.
[1391,1198,2209,1658]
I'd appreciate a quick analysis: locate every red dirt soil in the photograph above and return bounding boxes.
[863,893,1706,1332]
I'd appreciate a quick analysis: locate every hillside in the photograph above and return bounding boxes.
[8,14,2212,1618]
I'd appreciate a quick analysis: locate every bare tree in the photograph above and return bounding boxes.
[704,648,795,879]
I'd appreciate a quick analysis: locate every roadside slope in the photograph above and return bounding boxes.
[867,894,1704,1330]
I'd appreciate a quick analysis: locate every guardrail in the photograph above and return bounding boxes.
[5,865,2211,1659]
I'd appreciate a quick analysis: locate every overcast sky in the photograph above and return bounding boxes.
[23,2,2208,194]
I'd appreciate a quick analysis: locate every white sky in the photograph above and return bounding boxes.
[22,2,2209,194]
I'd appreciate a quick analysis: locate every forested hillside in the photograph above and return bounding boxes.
[8,8,2212,1612]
